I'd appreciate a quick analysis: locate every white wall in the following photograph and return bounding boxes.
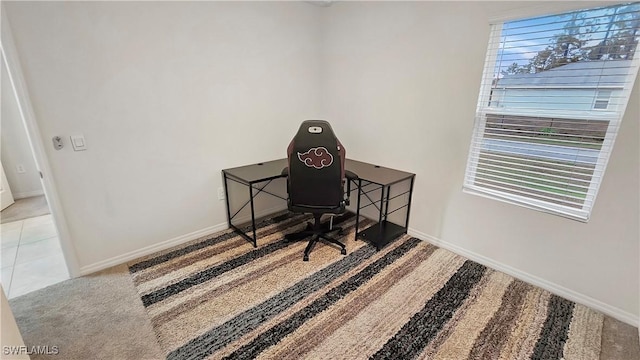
[1,54,42,199]
[321,1,639,323]
[4,1,322,269]
[5,0,638,324]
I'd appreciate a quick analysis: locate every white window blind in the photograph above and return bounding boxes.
[464,2,640,221]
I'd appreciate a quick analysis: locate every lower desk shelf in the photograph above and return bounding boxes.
[357,221,407,250]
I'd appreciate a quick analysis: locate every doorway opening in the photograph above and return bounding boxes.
[1,199,68,299]
[0,38,69,299]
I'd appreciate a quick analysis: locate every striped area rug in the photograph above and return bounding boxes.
[128,212,604,360]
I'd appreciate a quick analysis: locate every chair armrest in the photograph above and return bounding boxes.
[345,170,358,180]
[281,167,288,177]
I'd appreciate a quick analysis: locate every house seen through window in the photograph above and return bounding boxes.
[464,2,640,221]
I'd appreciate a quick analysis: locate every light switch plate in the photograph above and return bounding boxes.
[70,135,87,151]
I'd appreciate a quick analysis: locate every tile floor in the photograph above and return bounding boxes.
[1,214,69,298]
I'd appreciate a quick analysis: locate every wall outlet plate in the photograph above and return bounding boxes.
[52,136,63,150]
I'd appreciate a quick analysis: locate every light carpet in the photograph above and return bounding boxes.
[128,212,604,360]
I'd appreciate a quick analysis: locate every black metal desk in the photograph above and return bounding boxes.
[222,158,415,250]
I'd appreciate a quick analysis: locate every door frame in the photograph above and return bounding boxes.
[1,7,80,277]
[0,161,15,211]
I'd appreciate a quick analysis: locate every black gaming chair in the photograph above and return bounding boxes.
[282,120,356,261]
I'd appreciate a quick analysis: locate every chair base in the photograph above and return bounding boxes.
[285,214,347,261]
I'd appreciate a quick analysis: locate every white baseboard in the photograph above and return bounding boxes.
[13,190,44,199]
[78,217,638,326]
[78,205,290,276]
[79,222,228,276]
[408,228,639,327]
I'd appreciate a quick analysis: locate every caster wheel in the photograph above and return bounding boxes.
[341,248,347,255]
[303,255,309,261]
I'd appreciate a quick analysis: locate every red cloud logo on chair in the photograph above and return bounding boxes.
[298,147,334,169]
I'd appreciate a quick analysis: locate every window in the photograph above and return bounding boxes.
[464,3,640,221]
[593,90,612,109]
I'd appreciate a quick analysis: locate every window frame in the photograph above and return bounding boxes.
[464,5,640,222]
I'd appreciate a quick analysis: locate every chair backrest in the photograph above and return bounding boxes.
[286,120,346,210]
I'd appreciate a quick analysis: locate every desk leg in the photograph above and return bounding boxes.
[405,176,415,232]
[355,179,362,241]
[383,185,391,221]
[248,184,258,248]
[223,172,232,229]
[376,186,387,251]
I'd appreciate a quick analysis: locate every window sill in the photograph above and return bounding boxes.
[462,186,590,223]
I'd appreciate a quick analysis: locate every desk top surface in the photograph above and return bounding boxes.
[223,158,414,185]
